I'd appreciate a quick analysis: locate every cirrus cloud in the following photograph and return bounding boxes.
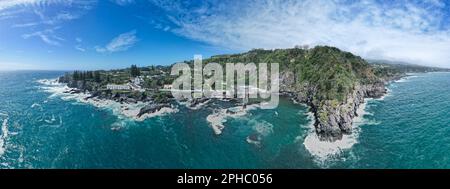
[150,0,450,68]
[2,0,97,46]
[95,30,139,53]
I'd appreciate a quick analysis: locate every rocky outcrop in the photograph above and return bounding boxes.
[189,98,210,108]
[137,104,171,118]
[59,76,87,91]
[280,71,388,142]
[314,84,386,141]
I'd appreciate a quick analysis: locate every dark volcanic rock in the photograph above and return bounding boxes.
[279,70,389,142]
[189,98,209,108]
[137,104,171,117]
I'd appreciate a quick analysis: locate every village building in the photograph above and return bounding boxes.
[106,84,131,90]
[133,76,143,86]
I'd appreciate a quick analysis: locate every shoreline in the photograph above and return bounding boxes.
[301,73,410,162]
[302,98,370,161]
[40,73,398,158]
[37,79,179,122]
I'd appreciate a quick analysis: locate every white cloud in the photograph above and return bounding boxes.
[96,30,139,53]
[12,22,39,28]
[6,1,95,26]
[22,27,63,46]
[75,37,85,51]
[0,0,95,12]
[75,46,86,52]
[2,0,96,46]
[152,0,450,68]
[0,0,42,11]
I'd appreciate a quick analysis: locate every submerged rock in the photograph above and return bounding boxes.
[246,134,262,146]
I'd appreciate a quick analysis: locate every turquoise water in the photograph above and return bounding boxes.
[0,71,449,168]
[332,72,450,168]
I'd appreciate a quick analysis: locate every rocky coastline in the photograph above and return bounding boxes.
[280,70,400,142]
[57,68,401,141]
[56,46,444,142]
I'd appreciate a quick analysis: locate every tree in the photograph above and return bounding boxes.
[94,71,101,82]
[130,65,140,77]
[73,71,79,80]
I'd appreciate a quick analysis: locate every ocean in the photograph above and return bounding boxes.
[0,70,449,168]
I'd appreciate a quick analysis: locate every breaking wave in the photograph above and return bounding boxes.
[36,78,178,121]
[0,118,8,157]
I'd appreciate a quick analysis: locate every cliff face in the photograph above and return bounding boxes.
[313,83,386,141]
[203,46,389,141]
[281,70,387,141]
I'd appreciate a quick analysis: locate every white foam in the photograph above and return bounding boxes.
[36,78,60,86]
[44,114,57,124]
[0,118,8,156]
[37,78,72,99]
[206,104,260,135]
[303,100,371,162]
[206,109,228,135]
[377,83,395,101]
[184,99,211,110]
[395,75,418,83]
[31,103,41,108]
[253,120,274,136]
[246,136,261,146]
[80,97,179,121]
[395,78,407,83]
[37,78,178,121]
[135,106,179,121]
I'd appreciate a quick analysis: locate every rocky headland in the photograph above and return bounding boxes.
[56,46,448,141]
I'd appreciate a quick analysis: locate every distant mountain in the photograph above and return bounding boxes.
[367,59,450,80]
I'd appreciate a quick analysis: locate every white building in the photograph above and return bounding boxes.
[133,77,143,86]
[163,84,172,90]
[107,84,131,90]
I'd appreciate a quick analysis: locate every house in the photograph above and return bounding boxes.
[163,84,172,90]
[133,77,143,86]
[107,84,131,90]
[129,83,145,92]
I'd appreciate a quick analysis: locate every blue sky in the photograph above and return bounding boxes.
[1,0,450,70]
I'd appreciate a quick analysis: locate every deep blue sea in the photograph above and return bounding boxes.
[0,71,449,168]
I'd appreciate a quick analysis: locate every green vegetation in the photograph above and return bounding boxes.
[60,64,175,103]
[202,46,377,103]
[130,64,141,77]
[59,46,449,141]
[61,46,448,107]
